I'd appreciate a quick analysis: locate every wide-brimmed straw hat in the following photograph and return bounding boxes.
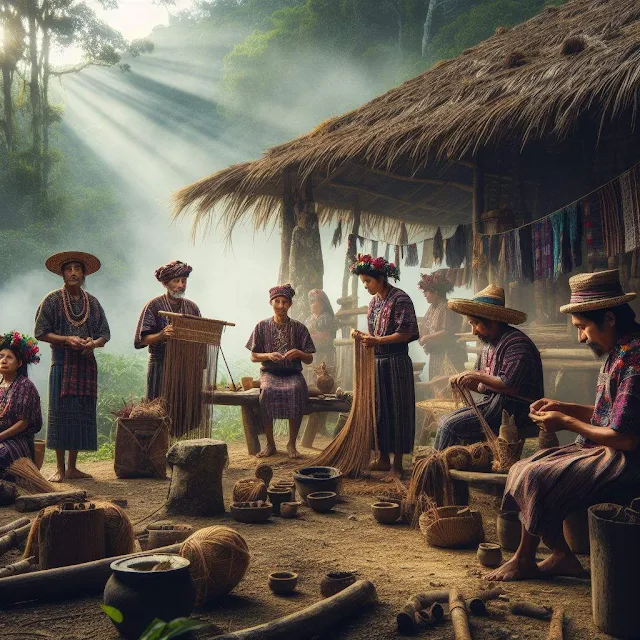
[560,269,636,314]
[448,284,527,325]
[45,251,101,276]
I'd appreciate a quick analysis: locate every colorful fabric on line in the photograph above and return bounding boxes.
[445,225,466,269]
[568,203,583,270]
[406,243,419,267]
[583,196,606,267]
[600,181,624,257]
[621,166,640,253]
[433,228,444,265]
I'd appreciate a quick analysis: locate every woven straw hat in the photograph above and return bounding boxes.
[448,284,527,325]
[45,251,101,276]
[559,269,636,314]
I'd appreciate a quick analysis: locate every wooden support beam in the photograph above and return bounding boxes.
[472,153,485,293]
[279,169,296,284]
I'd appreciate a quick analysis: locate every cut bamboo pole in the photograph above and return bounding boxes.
[0,557,37,578]
[0,518,31,536]
[510,602,553,620]
[15,491,87,512]
[0,523,32,556]
[548,608,565,640]
[449,589,472,640]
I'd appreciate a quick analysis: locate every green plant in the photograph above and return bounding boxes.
[101,605,206,639]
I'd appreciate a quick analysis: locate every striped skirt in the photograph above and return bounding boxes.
[375,353,415,454]
[146,355,164,400]
[47,360,98,451]
[259,370,308,422]
[502,444,628,543]
[0,436,34,479]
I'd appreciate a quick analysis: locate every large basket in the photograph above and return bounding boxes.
[419,506,485,548]
[492,438,525,473]
[114,417,170,479]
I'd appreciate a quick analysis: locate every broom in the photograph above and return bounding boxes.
[8,457,58,494]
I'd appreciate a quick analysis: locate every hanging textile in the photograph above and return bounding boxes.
[600,181,624,257]
[519,225,534,282]
[496,235,507,282]
[550,210,565,280]
[504,230,518,282]
[464,225,473,268]
[347,234,358,262]
[583,196,605,267]
[421,239,434,268]
[394,245,401,266]
[384,243,390,261]
[371,240,379,257]
[433,228,444,266]
[357,235,366,249]
[542,218,553,279]
[399,223,409,247]
[331,221,343,248]
[488,235,501,281]
[406,243,419,267]
[621,165,640,253]
[568,203,582,270]
[445,225,466,269]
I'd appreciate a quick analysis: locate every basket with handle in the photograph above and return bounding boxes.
[419,505,485,548]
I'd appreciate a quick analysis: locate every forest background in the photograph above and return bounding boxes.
[0,0,567,453]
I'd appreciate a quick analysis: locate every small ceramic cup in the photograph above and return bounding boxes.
[268,571,298,595]
[280,501,301,519]
[477,542,503,568]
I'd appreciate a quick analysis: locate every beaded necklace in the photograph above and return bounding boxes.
[62,286,90,328]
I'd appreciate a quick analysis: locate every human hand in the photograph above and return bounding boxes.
[283,349,303,360]
[81,339,96,356]
[530,398,563,414]
[162,325,175,340]
[419,335,429,347]
[450,371,478,389]
[360,334,380,348]
[66,336,86,350]
[268,352,285,362]
[528,410,566,433]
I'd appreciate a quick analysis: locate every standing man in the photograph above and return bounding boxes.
[35,251,110,482]
[134,261,200,399]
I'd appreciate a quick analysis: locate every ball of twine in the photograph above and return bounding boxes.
[467,442,492,471]
[129,398,166,419]
[254,463,273,486]
[180,526,250,606]
[233,478,267,503]
[442,445,473,471]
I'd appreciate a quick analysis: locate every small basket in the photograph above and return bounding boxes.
[468,442,492,471]
[492,438,525,473]
[442,446,473,471]
[419,506,485,548]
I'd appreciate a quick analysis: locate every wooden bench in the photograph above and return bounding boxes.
[448,469,508,506]
[203,389,351,455]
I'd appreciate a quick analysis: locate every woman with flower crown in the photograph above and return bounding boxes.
[351,254,419,479]
[0,332,43,475]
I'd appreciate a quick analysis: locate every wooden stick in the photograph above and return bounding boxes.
[207,580,377,639]
[510,602,553,620]
[0,518,31,536]
[449,589,472,640]
[14,491,87,512]
[0,557,37,578]
[548,608,565,640]
[0,523,32,556]
[0,543,182,604]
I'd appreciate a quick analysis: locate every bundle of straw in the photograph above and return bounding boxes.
[8,457,57,494]
[312,330,377,477]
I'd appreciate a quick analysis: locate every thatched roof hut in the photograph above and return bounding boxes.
[175,0,640,242]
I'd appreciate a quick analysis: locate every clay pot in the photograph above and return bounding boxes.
[371,502,401,525]
[271,480,296,500]
[103,554,195,640]
[563,509,590,554]
[320,571,356,598]
[496,511,521,552]
[315,362,335,394]
[280,502,300,519]
[307,491,338,513]
[293,466,342,504]
[33,439,46,470]
[147,524,193,549]
[477,542,503,568]
[230,501,272,523]
[268,571,298,595]
[267,488,293,516]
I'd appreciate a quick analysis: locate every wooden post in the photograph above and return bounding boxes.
[241,406,260,455]
[350,197,361,301]
[279,169,296,284]
[472,153,485,293]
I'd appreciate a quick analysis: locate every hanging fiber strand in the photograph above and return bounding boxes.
[331,220,343,248]
[433,228,444,265]
[312,331,377,477]
[406,243,419,266]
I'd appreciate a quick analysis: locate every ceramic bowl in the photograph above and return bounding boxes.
[293,467,342,503]
[371,501,402,524]
[306,491,338,513]
[268,571,298,594]
[476,542,503,568]
[230,501,272,523]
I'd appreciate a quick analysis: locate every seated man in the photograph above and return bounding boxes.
[487,270,640,581]
[433,285,543,450]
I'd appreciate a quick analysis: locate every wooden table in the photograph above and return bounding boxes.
[203,389,351,455]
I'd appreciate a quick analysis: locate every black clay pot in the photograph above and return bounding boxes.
[293,466,342,504]
[103,554,196,640]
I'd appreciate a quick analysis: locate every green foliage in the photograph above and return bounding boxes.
[100,605,206,640]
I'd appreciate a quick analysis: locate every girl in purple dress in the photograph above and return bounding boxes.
[0,332,43,475]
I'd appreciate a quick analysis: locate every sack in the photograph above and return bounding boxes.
[114,417,169,479]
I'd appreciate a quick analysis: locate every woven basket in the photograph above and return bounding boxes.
[114,417,169,479]
[468,442,492,471]
[492,438,525,473]
[442,445,473,471]
[419,506,485,548]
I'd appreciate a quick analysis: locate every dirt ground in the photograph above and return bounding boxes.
[0,437,612,640]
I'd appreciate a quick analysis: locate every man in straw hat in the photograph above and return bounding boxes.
[433,284,543,450]
[35,252,110,481]
[134,260,200,400]
[486,270,640,582]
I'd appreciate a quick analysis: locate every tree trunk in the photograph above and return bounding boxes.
[1,65,13,151]
[422,0,439,58]
[279,170,296,284]
[27,0,42,190]
[41,10,51,192]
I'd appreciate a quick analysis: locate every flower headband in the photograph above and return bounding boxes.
[418,270,454,294]
[0,331,40,365]
[349,254,400,281]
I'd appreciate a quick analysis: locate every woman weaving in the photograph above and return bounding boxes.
[0,332,43,475]
[246,284,315,459]
[352,255,419,479]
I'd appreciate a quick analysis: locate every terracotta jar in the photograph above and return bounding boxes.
[496,511,521,552]
[103,554,195,640]
[320,571,356,598]
[477,542,503,568]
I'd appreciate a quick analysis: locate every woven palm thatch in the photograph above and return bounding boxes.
[174,0,640,239]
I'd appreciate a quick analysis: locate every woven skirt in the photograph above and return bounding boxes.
[47,362,98,451]
[259,370,308,422]
[375,353,415,454]
[146,355,164,400]
[0,436,34,479]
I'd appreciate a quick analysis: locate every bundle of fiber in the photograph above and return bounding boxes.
[8,457,57,494]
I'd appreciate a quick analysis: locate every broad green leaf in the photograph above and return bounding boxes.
[100,604,123,624]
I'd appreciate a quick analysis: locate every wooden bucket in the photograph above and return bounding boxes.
[114,418,169,479]
[589,503,640,638]
[33,440,46,470]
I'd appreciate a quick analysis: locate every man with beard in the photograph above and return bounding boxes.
[134,261,200,399]
[35,252,110,481]
[486,270,640,581]
[433,284,543,450]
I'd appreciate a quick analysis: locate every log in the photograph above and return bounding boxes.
[467,597,488,616]
[0,556,36,578]
[0,523,32,556]
[0,517,31,536]
[510,602,553,620]
[0,543,182,604]
[207,579,377,639]
[449,589,472,640]
[548,608,564,640]
[15,491,87,512]
[0,480,18,505]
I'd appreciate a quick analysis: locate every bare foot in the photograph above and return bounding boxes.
[538,552,586,578]
[47,469,65,483]
[484,556,540,581]
[286,443,300,459]
[256,444,277,458]
[64,468,93,480]
[370,459,391,472]
[384,467,404,481]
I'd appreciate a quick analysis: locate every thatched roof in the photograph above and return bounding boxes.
[175,0,640,239]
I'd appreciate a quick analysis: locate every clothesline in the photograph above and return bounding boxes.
[479,160,640,237]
